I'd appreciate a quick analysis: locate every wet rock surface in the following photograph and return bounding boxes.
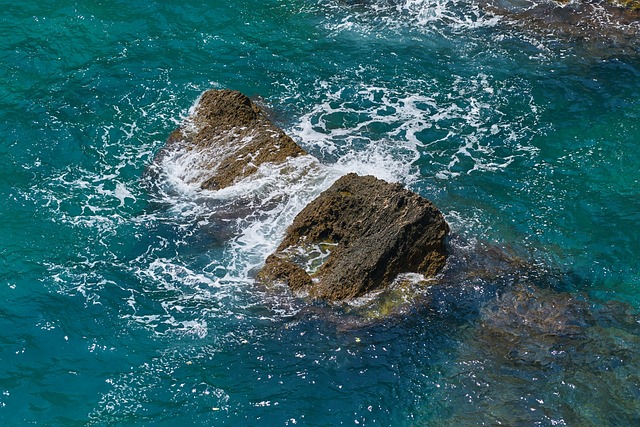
[258,173,449,302]
[156,89,307,190]
[484,0,640,54]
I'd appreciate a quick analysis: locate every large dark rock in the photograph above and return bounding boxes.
[156,89,307,190]
[258,173,449,302]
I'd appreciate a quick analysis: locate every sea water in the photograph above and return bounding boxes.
[1,0,639,425]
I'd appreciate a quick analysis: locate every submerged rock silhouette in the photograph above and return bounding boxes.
[258,173,449,302]
[483,0,640,54]
[441,282,640,425]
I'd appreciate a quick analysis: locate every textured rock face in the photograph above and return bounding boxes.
[159,89,307,190]
[258,173,449,301]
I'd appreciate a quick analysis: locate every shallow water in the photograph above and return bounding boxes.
[1,0,640,425]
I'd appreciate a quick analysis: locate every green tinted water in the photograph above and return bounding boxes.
[1,0,640,425]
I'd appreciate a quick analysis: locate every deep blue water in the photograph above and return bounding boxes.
[1,0,640,425]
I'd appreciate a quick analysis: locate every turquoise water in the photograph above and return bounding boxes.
[2,0,640,425]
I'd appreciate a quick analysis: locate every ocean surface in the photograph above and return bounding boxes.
[2,0,640,425]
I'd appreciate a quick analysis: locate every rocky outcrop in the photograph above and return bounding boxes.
[157,89,307,190]
[151,89,450,306]
[258,173,449,302]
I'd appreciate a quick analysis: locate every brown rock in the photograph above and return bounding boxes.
[158,89,307,190]
[258,254,314,293]
[258,173,449,302]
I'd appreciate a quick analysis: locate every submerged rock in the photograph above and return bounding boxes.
[155,89,307,190]
[484,0,640,54]
[258,173,449,302]
[439,283,640,426]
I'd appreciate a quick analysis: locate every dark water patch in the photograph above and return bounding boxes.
[431,283,640,425]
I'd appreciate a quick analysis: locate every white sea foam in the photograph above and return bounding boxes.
[322,0,502,36]
[290,76,540,183]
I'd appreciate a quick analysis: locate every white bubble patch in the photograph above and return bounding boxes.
[321,0,502,36]
[290,75,540,182]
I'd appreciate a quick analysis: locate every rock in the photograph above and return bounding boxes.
[483,0,640,54]
[438,283,640,425]
[479,285,588,355]
[617,0,640,10]
[156,89,307,190]
[259,254,314,293]
[258,173,449,302]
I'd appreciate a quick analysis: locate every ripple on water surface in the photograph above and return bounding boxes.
[2,0,640,424]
